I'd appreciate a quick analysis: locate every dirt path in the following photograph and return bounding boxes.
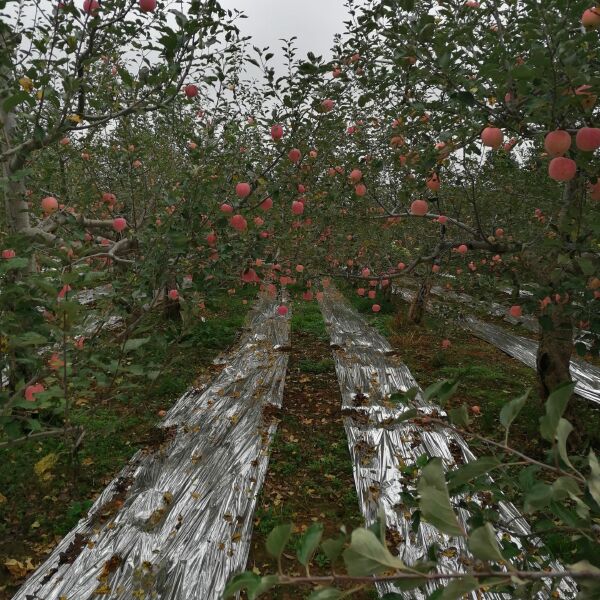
[246,302,376,600]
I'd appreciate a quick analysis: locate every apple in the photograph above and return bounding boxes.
[277,305,289,316]
[168,289,179,301]
[291,200,304,215]
[372,304,381,312]
[350,168,362,183]
[288,148,301,163]
[139,0,157,12]
[426,173,440,191]
[82,0,99,15]
[321,98,334,112]
[260,197,273,211]
[457,244,468,255]
[544,130,571,156]
[41,196,59,214]
[509,305,522,318]
[271,124,284,141]
[206,232,217,246]
[481,127,503,148]
[2,249,16,259]
[184,84,198,98]
[582,8,600,28]
[410,199,428,216]
[112,217,127,232]
[220,203,234,213]
[548,157,576,181]
[355,183,367,196]
[575,127,600,151]
[235,182,251,198]
[230,214,247,231]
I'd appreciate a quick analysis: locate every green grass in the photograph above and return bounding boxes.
[298,358,334,373]
[0,288,256,590]
[291,297,328,339]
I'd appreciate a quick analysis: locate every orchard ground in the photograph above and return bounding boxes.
[0,287,255,598]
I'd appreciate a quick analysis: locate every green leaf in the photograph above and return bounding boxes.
[555,418,574,469]
[588,451,600,508]
[499,390,529,442]
[447,456,500,492]
[297,523,323,566]
[308,588,343,600]
[321,535,345,564]
[223,572,260,598]
[342,528,405,576]
[539,382,575,442]
[10,332,48,347]
[418,458,464,537]
[266,523,293,558]
[551,476,580,501]
[440,576,480,599]
[123,337,150,352]
[448,404,470,428]
[427,379,459,405]
[524,482,552,512]
[468,523,504,562]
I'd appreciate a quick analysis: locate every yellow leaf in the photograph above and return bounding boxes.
[67,114,81,123]
[19,77,33,92]
[0,492,7,505]
[34,453,58,481]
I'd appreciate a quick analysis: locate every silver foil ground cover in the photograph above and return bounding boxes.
[396,287,600,406]
[319,287,576,599]
[12,293,290,600]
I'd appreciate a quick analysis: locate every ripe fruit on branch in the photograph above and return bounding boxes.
[206,232,217,246]
[271,124,283,141]
[481,127,503,148]
[426,173,440,191]
[575,127,600,151]
[582,8,600,28]
[350,168,362,183]
[321,99,334,112]
[355,183,367,197]
[495,227,504,238]
[288,148,301,163]
[291,201,304,215]
[548,157,577,181]
[220,203,233,213]
[372,304,381,312]
[82,0,99,15]
[544,130,571,156]
[410,199,428,216]
[277,305,289,316]
[112,217,127,232]
[42,196,58,214]
[139,0,157,12]
[230,215,247,231]
[2,249,16,259]
[260,197,273,211]
[235,182,251,198]
[457,244,468,255]
[184,84,198,98]
[168,289,179,301]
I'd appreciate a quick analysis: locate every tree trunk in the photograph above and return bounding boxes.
[536,303,573,399]
[1,34,31,233]
[408,277,431,324]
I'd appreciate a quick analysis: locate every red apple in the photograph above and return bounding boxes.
[548,157,576,181]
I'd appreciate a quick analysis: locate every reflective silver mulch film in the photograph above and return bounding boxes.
[396,287,600,406]
[319,287,577,599]
[13,293,290,600]
[462,315,600,406]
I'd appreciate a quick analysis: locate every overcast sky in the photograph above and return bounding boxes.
[218,0,349,71]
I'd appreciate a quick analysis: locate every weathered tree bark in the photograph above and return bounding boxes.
[533,176,581,399]
[536,303,574,399]
[408,276,431,324]
[1,34,31,233]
